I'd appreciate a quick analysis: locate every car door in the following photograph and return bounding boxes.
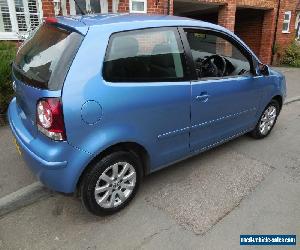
[180,28,264,152]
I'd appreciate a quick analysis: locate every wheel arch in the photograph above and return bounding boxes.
[76,141,150,194]
[272,95,283,111]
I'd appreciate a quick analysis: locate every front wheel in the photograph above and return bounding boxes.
[80,151,142,216]
[250,100,280,139]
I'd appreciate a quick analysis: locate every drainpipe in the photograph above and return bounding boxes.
[167,0,171,15]
[271,0,281,65]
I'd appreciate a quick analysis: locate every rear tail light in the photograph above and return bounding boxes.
[36,98,66,141]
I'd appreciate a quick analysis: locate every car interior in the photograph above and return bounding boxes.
[104,30,252,82]
[186,32,252,78]
[104,35,183,81]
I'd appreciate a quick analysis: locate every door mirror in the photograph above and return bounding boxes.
[259,64,270,76]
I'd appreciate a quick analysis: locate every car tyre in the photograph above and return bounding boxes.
[250,100,280,139]
[80,151,142,216]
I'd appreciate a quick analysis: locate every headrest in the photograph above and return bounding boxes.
[109,36,139,60]
[151,43,174,67]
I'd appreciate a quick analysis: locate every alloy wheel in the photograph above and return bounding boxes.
[94,162,136,208]
[259,105,277,135]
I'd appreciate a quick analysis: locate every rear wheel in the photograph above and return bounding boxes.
[250,100,280,139]
[80,151,142,216]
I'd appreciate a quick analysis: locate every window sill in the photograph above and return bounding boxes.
[0,32,20,40]
[129,10,147,13]
[282,31,291,34]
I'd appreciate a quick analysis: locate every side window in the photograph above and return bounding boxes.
[282,11,292,33]
[103,28,185,82]
[185,30,252,79]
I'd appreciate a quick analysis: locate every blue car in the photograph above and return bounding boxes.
[8,14,286,215]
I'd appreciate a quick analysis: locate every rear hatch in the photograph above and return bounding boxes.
[12,21,84,138]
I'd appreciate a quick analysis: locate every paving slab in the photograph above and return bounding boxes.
[140,168,300,250]
[144,148,272,235]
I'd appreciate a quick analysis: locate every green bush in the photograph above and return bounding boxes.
[281,41,300,67]
[0,42,16,114]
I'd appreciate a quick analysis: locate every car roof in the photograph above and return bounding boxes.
[56,13,224,32]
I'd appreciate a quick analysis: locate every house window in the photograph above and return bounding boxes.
[0,0,42,40]
[69,0,115,15]
[130,0,147,13]
[282,11,292,33]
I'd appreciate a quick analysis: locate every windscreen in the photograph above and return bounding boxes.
[13,23,83,90]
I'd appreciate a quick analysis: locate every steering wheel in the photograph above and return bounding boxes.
[201,55,227,77]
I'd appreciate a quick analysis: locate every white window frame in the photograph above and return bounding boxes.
[129,0,147,14]
[112,0,119,13]
[60,0,67,16]
[0,0,43,40]
[282,11,292,33]
[296,12,300,40]
[100,0,108,13]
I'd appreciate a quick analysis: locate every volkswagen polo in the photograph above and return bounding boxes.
[8,14,286,215]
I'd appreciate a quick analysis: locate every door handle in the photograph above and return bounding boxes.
[196,92,210,102]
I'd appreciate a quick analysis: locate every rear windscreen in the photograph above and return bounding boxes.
[13,23,83,90]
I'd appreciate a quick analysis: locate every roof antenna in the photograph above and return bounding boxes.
[73,0,86,15]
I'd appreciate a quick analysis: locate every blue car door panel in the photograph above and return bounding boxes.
[190,76,262,151]
[181,28,264,152]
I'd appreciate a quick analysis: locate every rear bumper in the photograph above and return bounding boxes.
[8,98,92,193]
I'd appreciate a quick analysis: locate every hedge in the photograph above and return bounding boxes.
[0,42,17,114]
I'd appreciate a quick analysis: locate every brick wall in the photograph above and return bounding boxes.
[42,0,55,17]
[108,0,113,12]
[234,7,277,64]
[218,0,236,32]
[259,9,277,64]
[133,29,171,54]
[118,0,129,12]
[275,0,298,59]
[236,0,276,9]
[235,9,264,57]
